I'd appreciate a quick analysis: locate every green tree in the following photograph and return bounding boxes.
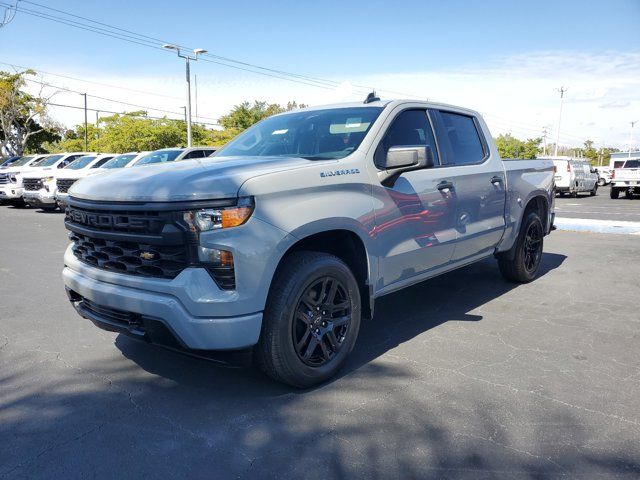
[0,69,60,155]
[218,100,306,131]
[583,139,598,165]
[494,134,541,159]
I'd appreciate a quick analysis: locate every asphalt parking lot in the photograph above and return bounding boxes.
[555,185,640,222]
[1,203,639,479]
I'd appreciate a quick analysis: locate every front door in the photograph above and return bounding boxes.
[371,109,457,290]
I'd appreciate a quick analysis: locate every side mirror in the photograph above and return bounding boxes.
[378,145,434,184]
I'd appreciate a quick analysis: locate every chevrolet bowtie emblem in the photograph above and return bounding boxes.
[139,251,156,260]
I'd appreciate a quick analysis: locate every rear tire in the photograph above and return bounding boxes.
[498,211,544,283]
[256,251,361,388]
[610,188,620,199]
[626,189,635,200]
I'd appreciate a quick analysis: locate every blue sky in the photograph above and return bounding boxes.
[1,0,639,147]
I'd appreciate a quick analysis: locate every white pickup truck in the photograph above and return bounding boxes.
[610,159,640,199]
[0,155,49,204]
[22,152,89,210]
[55,154,116,208]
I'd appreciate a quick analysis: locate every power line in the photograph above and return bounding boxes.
[23,77,220,122]
[0,61,183,101]
[48,102,222,127]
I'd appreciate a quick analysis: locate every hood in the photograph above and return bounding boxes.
[69,155,312,202]
[22,167,57,179]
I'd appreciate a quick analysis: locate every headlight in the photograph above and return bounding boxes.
[43,176,55,183]
[183,197,254,232]
[9,174,17,183]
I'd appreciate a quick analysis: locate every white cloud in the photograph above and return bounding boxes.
[25,50,640,149]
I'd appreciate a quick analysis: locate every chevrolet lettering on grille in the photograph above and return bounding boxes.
[66,208,151,231]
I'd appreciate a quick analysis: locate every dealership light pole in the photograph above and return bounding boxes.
[630,120,637,158]
[163,44,208,147]
[554,86,567,157]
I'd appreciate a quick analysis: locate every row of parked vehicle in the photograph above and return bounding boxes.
[545,156,640,199]
[0,147,217,210]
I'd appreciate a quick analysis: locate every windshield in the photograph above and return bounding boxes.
[9,156,34,167]
[101,154,136,169]
[216,107,383,160]
[35,155,64,167]
[64,156,96,170]
[134,150,182,166]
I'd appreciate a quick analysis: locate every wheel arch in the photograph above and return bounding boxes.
[271,222,375,319]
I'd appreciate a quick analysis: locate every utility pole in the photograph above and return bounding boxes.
[82,93,88,151]
[181,106,187,125]
[554,86,567,157]
[95,110,100,139]
[163,45,207,148]
[542,126,549,156]
[630,121,637,158]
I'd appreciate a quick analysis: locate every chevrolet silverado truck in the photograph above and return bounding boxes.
[610,159,640,199]
[62,99,555,387]
[0,155,48,204]
[55,153,116,208]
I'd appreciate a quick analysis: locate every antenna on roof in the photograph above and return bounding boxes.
[364,91,380,104]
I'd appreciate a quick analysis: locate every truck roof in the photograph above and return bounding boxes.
[281,99,482,118]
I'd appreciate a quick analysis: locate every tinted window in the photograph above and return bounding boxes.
[437,111,485,165]
[92,157,113,168]
[624,160,639,168]
[183,150,205,159]
[613,161,625,168]
[375,109,437,167]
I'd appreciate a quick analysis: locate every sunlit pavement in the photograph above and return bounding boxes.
[1,204,639,479]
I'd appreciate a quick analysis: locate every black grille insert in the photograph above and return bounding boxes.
[69,231,188,279]
[57,178,77,193]
[23,178,42,191]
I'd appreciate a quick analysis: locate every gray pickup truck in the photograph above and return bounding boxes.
[62,98,555,387]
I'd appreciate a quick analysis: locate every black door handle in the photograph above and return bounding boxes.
[490,176,503,185]
[437,180,454,191]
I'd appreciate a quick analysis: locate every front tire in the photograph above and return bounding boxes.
[256,251,361,388]
[598,178,606,186]
[498,211,544,283]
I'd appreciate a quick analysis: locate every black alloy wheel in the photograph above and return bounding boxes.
[522,220,543,273]
[292,276,351,367]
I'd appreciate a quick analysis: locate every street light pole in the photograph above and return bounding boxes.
[164,45,207,148]
[630,121,637,158]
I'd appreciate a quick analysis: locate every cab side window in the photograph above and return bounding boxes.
[431,111,486,166]
[374,109,438,168]
[183,150,205,159]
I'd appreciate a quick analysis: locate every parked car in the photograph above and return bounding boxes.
[610,159,640,199]
[22,153,89,210]
[548,158,598,197]
[594,166,612,186]
[0,155,49,204]
[100,151,151,170]
[55,154,116,208]
[62,99,555,387]
[133,147,217,167]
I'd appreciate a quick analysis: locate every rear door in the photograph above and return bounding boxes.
[429,109,506,262]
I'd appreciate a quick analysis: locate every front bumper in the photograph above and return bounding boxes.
[0,185,23,199]
[63,266,263,350]
[23,189,57,205]
[56,192,69,207]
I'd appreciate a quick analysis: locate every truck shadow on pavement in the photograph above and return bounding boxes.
[115,252,567,393]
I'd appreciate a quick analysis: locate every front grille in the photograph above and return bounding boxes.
[56,178,77,193]
[65,201,237,289]
[0,173,9,185]
[69,231,188,279]
[81,298,142,328]
[23,178,42,191]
